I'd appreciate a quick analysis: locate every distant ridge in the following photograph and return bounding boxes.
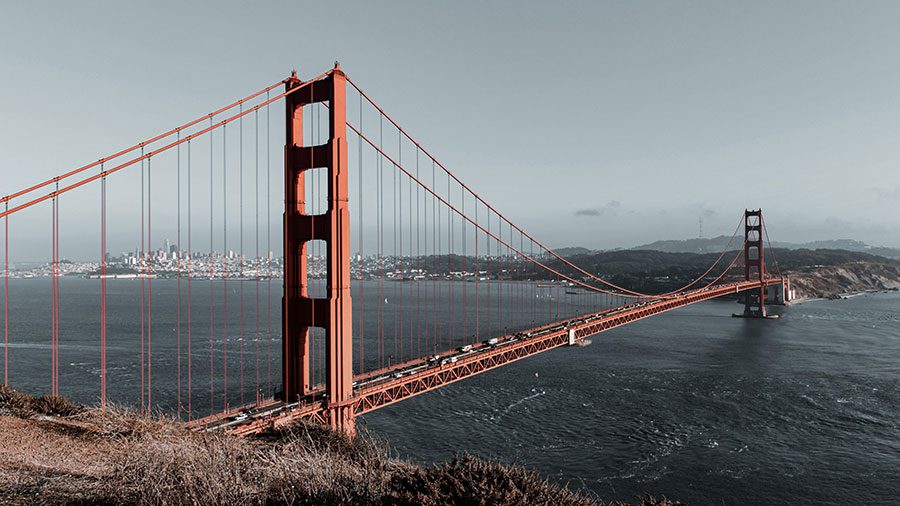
[551,246,596,257]
[629,236,900,259]
[631,235,736,254]
[554,238,900,259]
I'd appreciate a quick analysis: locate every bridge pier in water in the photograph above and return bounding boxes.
[283,64,355,436]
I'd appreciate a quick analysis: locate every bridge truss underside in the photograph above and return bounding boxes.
[194,278,783,435]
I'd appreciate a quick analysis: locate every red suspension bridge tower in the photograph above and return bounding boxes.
[282,64,355,435]
[741,209,768,318]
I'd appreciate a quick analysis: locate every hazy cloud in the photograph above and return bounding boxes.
[872,186,900,201]
[574,201,621,217]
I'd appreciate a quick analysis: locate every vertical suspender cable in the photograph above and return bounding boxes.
[485,211,490,336]
[409,148,415,358]
[517,229,522,329]
[415,149,420,359]
[393,125,398,364]
[254,107,260,402]
[222,123,228,411]
[406,141,412,359]
[431,160,437,354]
[187,139,193,419]
[487,215,505,334]
[358,93,364,374]
[55,184,60,397]
[176,135,182,417]
[209,119,215,416]
[266,92,272,397]
[378,114,384,369]
[501,220,506,332]
[100,164,107,410]
[461,185,466,344]
[3,201,8,386]
[51,193,54,396]
[50,187,56,396]
[432,160,437,353]
[147,155,152,411]
[508,225,513,332]
[491,214,496,334]
[401,136,407,360]
[447,173,452,350]
[140,149,145,412]
[399,138,404,361]
[239,104,245,407]
[475,198,479,341]
[556,273,560,319]
[54,186,58,396]
[530,239,535,325]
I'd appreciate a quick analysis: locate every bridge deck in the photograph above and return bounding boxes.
[190,278,783,434]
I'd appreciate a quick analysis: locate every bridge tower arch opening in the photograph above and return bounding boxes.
[283,64,355,436]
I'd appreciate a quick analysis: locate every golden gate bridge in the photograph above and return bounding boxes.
[0,64,787,436]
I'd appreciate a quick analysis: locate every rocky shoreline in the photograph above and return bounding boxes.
[786,261,900,301]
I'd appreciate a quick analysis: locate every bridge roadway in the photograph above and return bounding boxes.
[191,278,783,435]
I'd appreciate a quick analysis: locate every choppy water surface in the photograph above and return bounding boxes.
[362,292,900,505]
[3,278,899,505]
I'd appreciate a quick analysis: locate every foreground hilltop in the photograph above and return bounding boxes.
[0,386,678,506]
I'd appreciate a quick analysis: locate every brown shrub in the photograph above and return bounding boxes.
[0,384,82,417]
[387,453,594,506]
[0,384,33,416]
[30,395,83,416]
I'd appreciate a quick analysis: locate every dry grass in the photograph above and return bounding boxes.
[0,387,680,505]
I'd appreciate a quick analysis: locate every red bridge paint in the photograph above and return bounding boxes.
[0,65,787,438]
[194,278,784,435]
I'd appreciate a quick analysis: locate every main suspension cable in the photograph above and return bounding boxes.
[345,77,650,298]
[1,71,332,221]
[0,80,288,206]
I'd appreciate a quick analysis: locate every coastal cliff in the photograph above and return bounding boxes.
[787,261,900,300]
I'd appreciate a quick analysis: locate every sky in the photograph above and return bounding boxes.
[2,1,900,261]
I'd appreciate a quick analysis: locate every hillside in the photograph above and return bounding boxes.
[630,237,900,259]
